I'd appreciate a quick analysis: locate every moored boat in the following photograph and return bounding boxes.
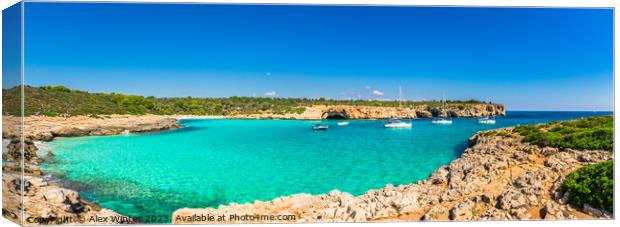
[312,124,329,130]
[431,118,453,124]
[384,86,413,128]
[384,118,412,128]
[478,117,496,124]
[432,94,453,125]
[478,97,497,124]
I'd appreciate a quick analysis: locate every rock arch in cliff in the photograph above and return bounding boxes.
[322,109,349,119]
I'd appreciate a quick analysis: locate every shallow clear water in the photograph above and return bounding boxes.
[40,111,611,219]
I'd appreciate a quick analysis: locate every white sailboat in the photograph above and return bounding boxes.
[478,116,496,124]
[431,118,453,124]
[312,119,329,131]
[478,98,496,124]
[384,118,412,128]
[312,124,329,130]
[384,86,412,128]
[432,95,452,124]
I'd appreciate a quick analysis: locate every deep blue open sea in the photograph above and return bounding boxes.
[40,111,612,219]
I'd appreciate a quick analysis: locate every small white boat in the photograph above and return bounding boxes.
[478,97,496,124]
[478,117,496,124]
[383,87,413,128]
[432,95,453,125]
[384,118,412,128]
[337,122,349,126]
[312,124,329,130]
[431,118,453,124]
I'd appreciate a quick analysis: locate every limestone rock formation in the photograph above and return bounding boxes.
[2,115,180,141]
[2,173,133,225]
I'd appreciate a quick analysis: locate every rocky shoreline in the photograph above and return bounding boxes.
[2,172,136,225]
[2,115,181,142]
[3,112,611,225]
[173,127,612,224]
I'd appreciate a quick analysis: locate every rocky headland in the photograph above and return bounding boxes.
[173,127,612,224]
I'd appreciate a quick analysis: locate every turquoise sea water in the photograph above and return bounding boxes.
[40,111,611,219]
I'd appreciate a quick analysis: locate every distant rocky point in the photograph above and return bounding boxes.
[229,104,505,120]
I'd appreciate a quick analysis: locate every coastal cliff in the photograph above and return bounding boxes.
[229,103,505,120]
[173,124,612,223]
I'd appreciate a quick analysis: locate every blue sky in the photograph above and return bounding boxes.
[16,3,614,110]
[2,2,21,89]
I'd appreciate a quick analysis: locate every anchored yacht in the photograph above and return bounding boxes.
[478,116,496,124]
[384,118,412,128]
[383,86,413,128]
[431,118,453,125]
[312,124,329,130]
[432,95,452,125]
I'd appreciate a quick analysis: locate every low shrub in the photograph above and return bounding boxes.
[562,160,613,212]
[513,116,613,151]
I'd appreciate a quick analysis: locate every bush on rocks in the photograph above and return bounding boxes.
[561,160,613,212]
[513,116,613,151]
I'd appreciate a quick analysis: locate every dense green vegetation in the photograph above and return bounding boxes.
[513,116,613,151]
[562,160,613,212]
[2,85,493,116]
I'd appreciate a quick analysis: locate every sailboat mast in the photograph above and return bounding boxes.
[398,86,403,108]
[442,94,446,108]
[398,85,411,121]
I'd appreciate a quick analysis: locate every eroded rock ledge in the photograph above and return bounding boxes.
[2,115,181,141]
[172,128,612,224]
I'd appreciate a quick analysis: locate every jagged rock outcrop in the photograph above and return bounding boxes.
[2,172,135,225]
[5,139,40,164]
[172,128,611,224]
